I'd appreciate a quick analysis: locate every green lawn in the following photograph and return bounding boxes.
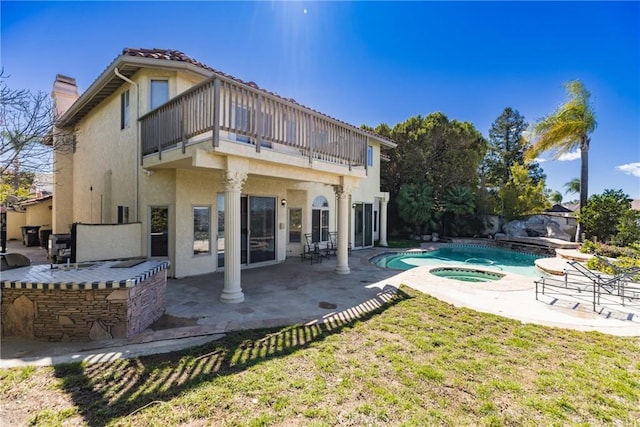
[2,286,639,426]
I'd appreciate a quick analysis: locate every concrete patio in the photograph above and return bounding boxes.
[1,240,638,367]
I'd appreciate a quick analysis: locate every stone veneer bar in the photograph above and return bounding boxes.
[1,260,169,342]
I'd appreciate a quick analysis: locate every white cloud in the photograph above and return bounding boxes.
[616,162,640,177]
[532,157,548,163]
[557,150,581,161]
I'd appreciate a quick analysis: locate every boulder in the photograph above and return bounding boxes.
[547,221,571,241]
[524,215,547,237]
[482,215,501,236]
[503,220,528,237]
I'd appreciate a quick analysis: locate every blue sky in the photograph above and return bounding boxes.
[2,1,639,199]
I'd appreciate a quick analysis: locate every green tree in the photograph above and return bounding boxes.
[375,113,486,235]
[578,189,631,243]
[0,170,33,202]
[526,81,597,240]
[441,185,475,236]
[564,177,580,196]
[544,188,563,204]
[396,183,436,236]
[612,209,640,247]
[378,113,486,198]
[483,107,545,188]
[499,164,551,220]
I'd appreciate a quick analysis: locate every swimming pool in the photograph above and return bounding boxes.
[370,244,546,278]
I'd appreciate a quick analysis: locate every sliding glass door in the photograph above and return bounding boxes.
[217,194,276,268]
[353,202,373,248]
[248,196,276,263]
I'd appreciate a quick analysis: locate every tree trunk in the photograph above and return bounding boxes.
[576,137,589,242]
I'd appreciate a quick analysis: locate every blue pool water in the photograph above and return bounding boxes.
[370,245,546,278]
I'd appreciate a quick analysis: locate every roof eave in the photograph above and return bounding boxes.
[56,55,213,128]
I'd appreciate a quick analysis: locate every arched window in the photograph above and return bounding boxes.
[312,196,329,242]
[312,196,329,208]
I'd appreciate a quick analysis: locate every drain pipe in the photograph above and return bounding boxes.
[114,67,140,222]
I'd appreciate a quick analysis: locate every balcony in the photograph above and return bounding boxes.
[140,76,369,170]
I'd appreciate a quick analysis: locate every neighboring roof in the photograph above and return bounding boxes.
[58,48,396,148]
[20,193,53,207]
[563,202,579,212]
[546,204,573,213]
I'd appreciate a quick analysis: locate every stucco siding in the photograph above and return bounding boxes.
[71,85,136,225]
[7,211,26,240]
[25,201,53,230]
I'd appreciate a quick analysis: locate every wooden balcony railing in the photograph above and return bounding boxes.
[140,75,368,169]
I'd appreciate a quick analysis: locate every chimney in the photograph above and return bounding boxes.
[51,74,79,117]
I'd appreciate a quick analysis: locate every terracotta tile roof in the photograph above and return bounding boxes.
[121,48,396,147]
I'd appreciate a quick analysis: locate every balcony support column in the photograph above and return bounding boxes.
[220,170,247,303]
[334,183,352,275]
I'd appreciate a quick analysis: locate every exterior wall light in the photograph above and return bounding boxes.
[281,199,287,207]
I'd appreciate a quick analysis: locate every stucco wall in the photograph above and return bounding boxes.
[52,149,74,234]
[25,200,53,230]
[66,69,204,229]
[75,223,142,262]
[6,211,26,240]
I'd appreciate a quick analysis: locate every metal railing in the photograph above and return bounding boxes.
[535,263,640,314]
[140,76,368,168]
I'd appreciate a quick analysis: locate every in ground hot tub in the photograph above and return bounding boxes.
[430,267,504,283]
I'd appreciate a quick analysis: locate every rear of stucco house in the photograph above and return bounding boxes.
[50,48,395,303]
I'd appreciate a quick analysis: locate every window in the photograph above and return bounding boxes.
[117,206,129,224]
[193,206,211,255]
[150,206,169,257]
[367,145,374,167]
[150,80,169,110]
[120,90,130,129]
[288,208,302,243]
[312,195,329,243]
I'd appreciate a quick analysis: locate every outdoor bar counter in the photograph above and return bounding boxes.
[1,260,169,342]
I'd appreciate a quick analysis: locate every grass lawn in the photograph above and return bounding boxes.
[2,286,639,426]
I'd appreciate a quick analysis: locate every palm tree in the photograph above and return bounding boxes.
[397,183,436,237]
[525,81,596,241]
[441,186,475,236]
[563,177,580,195]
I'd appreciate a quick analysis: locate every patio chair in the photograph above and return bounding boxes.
[301,233,322,264]
[326,232,338,257]
[0,253,32,271]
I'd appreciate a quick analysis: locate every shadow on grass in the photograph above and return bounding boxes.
[52,285,411,426]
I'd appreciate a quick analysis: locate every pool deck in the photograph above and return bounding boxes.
[1,241,638,367]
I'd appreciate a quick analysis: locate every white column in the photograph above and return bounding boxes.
[334,185,351,275]
[379,196,389,247]
[220,170,247,303]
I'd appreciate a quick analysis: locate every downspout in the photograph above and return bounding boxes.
[114,68,140,222]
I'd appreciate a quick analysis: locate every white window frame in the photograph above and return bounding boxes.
[150,79,169,110]
[193,205,211,256]
[121,89,130,129]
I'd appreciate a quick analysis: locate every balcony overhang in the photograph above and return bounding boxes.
[143,145,366,186]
